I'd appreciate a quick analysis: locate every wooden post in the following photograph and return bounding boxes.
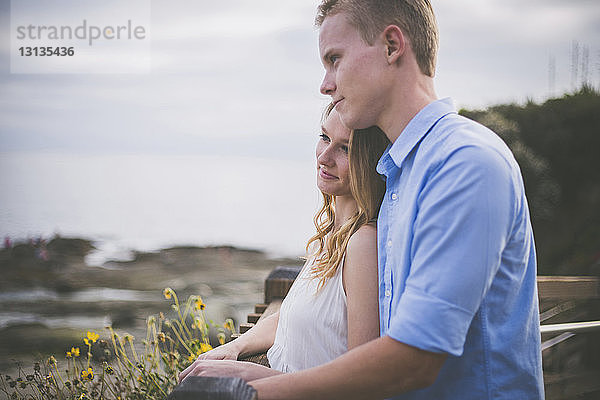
[235,266,300,335]
[264,265,302,304]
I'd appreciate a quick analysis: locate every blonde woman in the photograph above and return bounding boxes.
[180,106,390,382]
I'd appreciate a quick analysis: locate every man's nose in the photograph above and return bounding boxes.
[320,72,336,96]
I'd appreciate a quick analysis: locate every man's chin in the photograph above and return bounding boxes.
[337,107,357,130]
[339,111,372,131]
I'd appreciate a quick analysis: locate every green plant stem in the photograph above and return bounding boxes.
[86,343,92,370]
[169,322,195,355]
[171,292,193,339]
[108,328,128,380]
[127,338,139,364]
[50,363,67,400]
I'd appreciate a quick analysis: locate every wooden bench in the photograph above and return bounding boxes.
[169,270,600,399]
[241,271,600,400]
[241,272,600,336]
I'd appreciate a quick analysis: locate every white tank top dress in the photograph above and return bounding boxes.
[267,255,347,372]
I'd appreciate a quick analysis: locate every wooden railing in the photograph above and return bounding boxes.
[538,276,600,399]
[168,270,600,399]
[238,266,301,335]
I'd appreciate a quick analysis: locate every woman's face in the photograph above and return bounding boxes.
[316,109,352,197]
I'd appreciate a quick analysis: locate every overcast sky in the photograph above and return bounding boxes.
[0,0,599,158]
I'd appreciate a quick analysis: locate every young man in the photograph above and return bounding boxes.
[249,1,544,398]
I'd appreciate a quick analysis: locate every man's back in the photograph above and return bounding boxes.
[376,98,544,399]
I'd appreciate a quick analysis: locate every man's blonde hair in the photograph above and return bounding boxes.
[315,0,439,77]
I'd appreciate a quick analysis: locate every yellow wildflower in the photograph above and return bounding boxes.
[194,298,206,310]
[163,288,172,299]
[200,343,212,353]
[187,354,196,363]
[157,332,166,343]
[71,347,80,357]
[80,367,94,381]
[223,319,235,332]
[66,351,72,358]
[84,331,99,346]
[48,356,57,365]
[217,332,226,345]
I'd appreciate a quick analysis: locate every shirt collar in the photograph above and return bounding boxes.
[377,98,456,174]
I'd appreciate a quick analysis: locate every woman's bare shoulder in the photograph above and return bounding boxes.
[347,224,377,253]
[345,224,377,269]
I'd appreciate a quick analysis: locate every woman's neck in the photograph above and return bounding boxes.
[333,195,358,231]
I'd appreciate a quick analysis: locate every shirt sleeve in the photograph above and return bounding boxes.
[387,144,517,356]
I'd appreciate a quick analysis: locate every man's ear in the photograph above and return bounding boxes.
[382,25,406,64]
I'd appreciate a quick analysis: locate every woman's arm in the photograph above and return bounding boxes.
[179,311,280,382]
[343,224,380,349]
[179,359,283,382]
[201,311,279,361]
[232,311,280,358]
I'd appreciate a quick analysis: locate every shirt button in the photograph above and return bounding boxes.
[391,193,398,200]
[387,240,392,247]
[385,290,392,297]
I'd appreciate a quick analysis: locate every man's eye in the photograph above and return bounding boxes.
[329,55,339,64]
[341,145,349,154]
[319,133,330,142]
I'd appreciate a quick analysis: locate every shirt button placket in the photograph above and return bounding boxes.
[385,236,393,318]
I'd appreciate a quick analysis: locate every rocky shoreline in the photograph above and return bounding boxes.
[0,236,303,374]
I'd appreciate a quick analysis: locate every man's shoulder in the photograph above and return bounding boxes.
[433,112,505,149]
[421,112,517,172]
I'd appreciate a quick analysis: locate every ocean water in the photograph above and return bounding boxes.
[0,152,321,262]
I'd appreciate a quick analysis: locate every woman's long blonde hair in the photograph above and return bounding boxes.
[307,104,390,289]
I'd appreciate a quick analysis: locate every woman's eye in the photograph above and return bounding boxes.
[319,133,330,142]
[341,145,349,154]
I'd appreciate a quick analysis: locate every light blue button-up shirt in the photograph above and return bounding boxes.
[376,98,544,399]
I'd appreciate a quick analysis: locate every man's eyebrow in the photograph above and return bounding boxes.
[321,125,329,134]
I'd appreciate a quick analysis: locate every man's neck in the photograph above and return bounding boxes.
[378,76,437,144]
